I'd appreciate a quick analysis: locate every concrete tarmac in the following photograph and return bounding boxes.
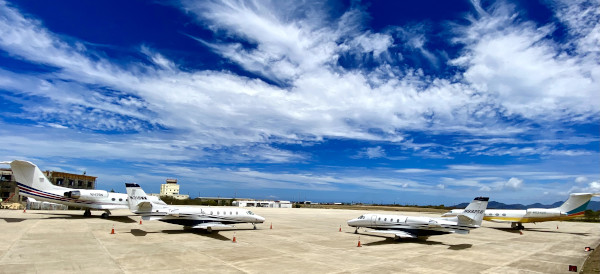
[0,207,598,273]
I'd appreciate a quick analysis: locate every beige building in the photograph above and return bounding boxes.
[157,179,189,200]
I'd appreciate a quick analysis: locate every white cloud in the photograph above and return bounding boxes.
[575,176,588,184]
[356,146,386,159]
[504,177,523,190]
[0,0,597,167]
[588,181,600,193]
[451,0,600,122]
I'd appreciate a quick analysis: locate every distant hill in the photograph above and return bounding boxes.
[452,200,600,211]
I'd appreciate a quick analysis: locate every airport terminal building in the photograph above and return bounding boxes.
[233,200,292,208]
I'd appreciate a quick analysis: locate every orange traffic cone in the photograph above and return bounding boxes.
[232,232,237,243]
[23,208,26,213]
[357,236,362,247]
[110,225,115,234]
[519,230,523,235]
[270,223,273,229]
[556,225,559,229]
[139,218,143,225]
[339,225,342,232]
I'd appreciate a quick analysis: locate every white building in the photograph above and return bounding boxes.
[232,200,292,208]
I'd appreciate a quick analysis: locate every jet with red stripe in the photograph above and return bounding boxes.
[3,160,134,218]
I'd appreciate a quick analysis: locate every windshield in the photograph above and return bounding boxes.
[246,211,255,215]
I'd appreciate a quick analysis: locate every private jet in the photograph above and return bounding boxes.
[125,183,265,232]
[442,193,600,229]
[1,160,138,218]
[348,197,489,239]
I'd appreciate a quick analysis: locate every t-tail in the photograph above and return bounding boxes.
[457,197,489,227]
[125,183,153,213]
[125,183,168,218]
[2,160,63,192]
[557,193,600,217]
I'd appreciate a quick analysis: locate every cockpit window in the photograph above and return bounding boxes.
[358,215,365,219]
[247,211,254,215]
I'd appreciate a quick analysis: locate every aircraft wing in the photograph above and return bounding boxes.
[367,229,417,239]
[486,218,514,223]
[192,223,233,229]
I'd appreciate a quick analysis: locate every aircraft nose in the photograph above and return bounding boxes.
[347,218,359,227]
[256,215,265,223]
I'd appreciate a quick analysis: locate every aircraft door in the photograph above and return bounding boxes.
[370,215,377,226]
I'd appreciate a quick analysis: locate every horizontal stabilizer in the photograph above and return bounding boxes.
[367,230,416,238]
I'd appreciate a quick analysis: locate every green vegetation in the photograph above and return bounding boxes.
[159,196,234,206]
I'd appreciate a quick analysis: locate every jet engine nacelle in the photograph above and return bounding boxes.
[64,190,109,200]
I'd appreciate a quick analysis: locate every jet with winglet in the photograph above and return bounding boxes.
[1,160,140,218]
[125,183,265,232]
[347,197,489,239]
[441,193,600,229]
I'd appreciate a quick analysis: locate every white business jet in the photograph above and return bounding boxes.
[442,193,599,229]
[125,183,265,232]
[1,160,134,218]
[348,197,489,239]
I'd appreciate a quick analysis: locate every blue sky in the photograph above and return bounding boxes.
[0,0,598,205]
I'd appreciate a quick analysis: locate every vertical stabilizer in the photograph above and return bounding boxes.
[125,183,151,212]
[557,193,598,216]
[457,197,489,226]
[6,160,62,191]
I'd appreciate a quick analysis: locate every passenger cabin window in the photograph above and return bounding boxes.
[378,218,381,221]
[384,218,387,221]
[119,198,122,201]
[111,198,115,201]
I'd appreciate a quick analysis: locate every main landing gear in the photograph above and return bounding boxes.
[82,209,111,218]
[511,222,525,230]
[253,224,257,230]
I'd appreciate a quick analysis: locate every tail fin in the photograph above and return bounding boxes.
[457,197,489,226]
[125,183,153,213]
[4,160,62,191]
[557,193,599,216]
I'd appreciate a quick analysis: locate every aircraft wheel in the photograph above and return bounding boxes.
[83,209,92,217]
[207,227,213,233]
[101,212,109,219]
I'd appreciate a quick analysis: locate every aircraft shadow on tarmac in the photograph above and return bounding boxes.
[489,227,590,236]
[352,233,472,250]
[0,217,27,223]
[129,228,231,241]
[26,212,138,223]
